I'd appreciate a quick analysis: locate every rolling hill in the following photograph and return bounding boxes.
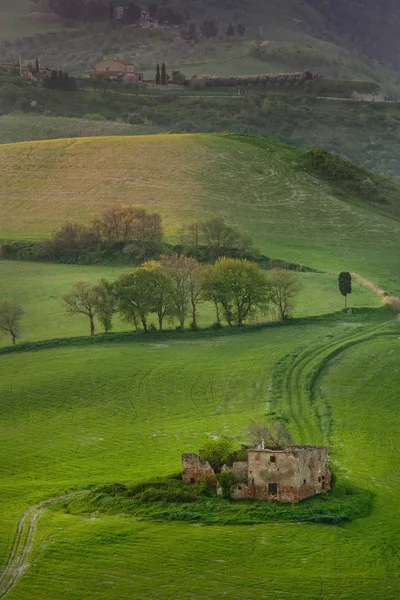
[0,131,399,600]
[1,134,399,292]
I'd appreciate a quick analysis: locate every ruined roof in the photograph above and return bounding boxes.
[250,442,328,452]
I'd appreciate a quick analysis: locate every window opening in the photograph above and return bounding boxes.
[268,483,278,495]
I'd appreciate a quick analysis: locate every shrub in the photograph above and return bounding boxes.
[127,112,144,124]
[98,482,128,496]
[199,439,234,473]
[216,472,237,499]
[84,113,107,121]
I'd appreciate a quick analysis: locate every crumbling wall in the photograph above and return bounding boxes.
[221,461,248,482]
[247,446,331,503]
[182,453,215,484]
[293,446,331,501]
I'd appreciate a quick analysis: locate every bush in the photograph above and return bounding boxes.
[127,112,144,124]
[199,439,234,473]
[216,472,237,499]
[84,113,107,121]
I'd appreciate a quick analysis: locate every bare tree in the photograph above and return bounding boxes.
[248,422,292,449]
[0,301,23,345]
[269,269,301,320]
[62,281,99,336]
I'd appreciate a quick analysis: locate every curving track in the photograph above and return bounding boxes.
[0,491,88,599]
[270,322,397,445]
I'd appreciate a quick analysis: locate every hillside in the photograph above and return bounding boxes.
[1,134,399,291]
[0,128,399,599]
[1,0,399,89]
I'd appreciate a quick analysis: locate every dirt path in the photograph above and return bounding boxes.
[0,491,88,599]
[351,273,400,313]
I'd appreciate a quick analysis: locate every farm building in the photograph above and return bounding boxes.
[94,58,143,81]
[182,443,331,503]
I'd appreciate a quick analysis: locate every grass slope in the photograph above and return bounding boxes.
[0,316,398,598]
[1,134,399,292]
[0,260,381,346]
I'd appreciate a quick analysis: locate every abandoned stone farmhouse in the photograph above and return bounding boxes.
[182,443,331,503]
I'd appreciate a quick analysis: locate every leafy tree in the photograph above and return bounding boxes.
[338,271,352,308]
[237,23,246,36]
[0,301,23,345]
[94,279,116,333]
[268,269,301,320]
[62,281,99,336]
[211,258,270,326]
[155,63,161,85]
[115,271,155,332]
[159,255,194,330]
[93,204,163,259]
[201,265,223,327]
[200,19,218,38]
[51,221,100,262]
[200,217,239,260]
[141,261,174,331]
[180,220,201,258]
[199,439,234,473]
[186,260,205,330]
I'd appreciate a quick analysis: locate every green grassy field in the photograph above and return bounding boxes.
[0,314,399,598]
[0,260,382,346]
[1,134,399,293]
[0,131,399,599]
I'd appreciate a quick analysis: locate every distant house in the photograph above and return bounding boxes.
[94,58,143,81]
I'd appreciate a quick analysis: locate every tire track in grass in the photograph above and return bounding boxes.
[0,491,88,599]
[273,322,395,444]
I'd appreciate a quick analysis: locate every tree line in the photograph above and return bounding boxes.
[62,258,301,336]
[0,272,357,346]
[3,204,259,265]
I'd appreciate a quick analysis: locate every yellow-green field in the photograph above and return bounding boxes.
[1,134,399,293]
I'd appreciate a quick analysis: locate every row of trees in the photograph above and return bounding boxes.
[189,72,309,90]
[62,258,301,336]
[36,205,256,265]
[43,70,77,91]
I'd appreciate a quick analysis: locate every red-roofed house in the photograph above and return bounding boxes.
[94,58,143,81]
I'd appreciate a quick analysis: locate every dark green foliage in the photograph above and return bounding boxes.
[67,476,373,526]
[155,63,160,85]
[161,62,167,86]
[216,472,237,499]
[305,148,396,207]
[43,70,77,91]
[199,439,234,473]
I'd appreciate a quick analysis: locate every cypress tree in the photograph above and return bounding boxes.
[35,57,40,73]
[338,272,352,309]
[155,63,161,84]
[161,62,166,85]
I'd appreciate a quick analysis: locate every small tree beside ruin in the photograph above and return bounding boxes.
[247,422,292,449]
